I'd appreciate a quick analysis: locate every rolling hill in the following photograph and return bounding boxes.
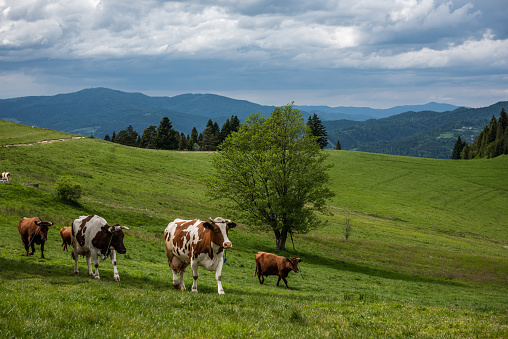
[1,122,507,337]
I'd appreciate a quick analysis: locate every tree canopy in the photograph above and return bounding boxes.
[207,103,335,250]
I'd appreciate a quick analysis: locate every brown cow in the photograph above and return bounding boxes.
[60,226,72,251]
[18,217,53,259]
[254,251,301,289]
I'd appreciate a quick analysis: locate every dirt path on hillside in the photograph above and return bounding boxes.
[2,136,85,147]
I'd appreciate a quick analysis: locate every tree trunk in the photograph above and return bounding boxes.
[275,229,288,251]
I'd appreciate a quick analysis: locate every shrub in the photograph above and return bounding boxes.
[54,176,82,201]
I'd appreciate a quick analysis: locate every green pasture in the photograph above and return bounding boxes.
[1,122,507,338]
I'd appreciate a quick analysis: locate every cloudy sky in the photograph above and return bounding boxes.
[1,0,507,108]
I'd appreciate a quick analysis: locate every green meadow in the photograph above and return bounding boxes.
[1,121,507,338]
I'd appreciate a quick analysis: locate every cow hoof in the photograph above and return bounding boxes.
[95,276,101,280]
[74,271,79,275]
[218,290,225,295]
[114,276,120,282]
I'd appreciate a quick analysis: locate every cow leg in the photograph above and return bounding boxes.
[170,257,186,290]
[92,254,101,280]
[85,254,94,278]
[215,260,225,295]
[179,269,186,291]
[171,269,181,289]
[110,250,120,282]
[22,239,30,256]
[29,240,36,256]
[73,250,79,275]
[191,260,199,293]
[40,241,45,259]
[281,276,290,289]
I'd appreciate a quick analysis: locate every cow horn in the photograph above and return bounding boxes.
[208,217,214,222]
[120,226,129,230]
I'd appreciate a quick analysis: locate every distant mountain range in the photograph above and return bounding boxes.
[295,102,462,121]
[1,87,506,159]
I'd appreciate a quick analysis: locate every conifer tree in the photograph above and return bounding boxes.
[140,125,157,148]
[154,116,178,150]
[116,125,139,147]
[307,113,328,148]
[336,139,341,150]
[451,136,466,159]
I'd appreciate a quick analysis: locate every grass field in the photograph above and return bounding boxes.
[1,121,507,338]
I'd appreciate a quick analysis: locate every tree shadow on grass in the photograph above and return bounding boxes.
[238,241,467,289]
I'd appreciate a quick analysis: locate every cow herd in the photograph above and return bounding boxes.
[17,214,302,294]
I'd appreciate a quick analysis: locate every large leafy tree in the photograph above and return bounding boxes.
[207,103,334,250]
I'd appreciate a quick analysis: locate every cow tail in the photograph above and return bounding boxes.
[254,265,257,277]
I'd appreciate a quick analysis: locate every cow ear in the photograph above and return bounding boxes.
[203,222,213,230]
[227,222,236,229]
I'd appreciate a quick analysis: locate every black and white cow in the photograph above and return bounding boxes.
[71,215,129,281]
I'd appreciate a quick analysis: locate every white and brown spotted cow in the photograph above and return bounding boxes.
[164,217,236,294]
[1,172,10,182]
[71,215,129,281]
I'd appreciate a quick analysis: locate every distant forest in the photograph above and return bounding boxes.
[104,113,330,151]
[452,108,508,159]
[104,115,241,151]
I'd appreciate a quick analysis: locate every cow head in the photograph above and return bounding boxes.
[107,224,129,254]
[204,217,236,249]
[286,257,302,273]
[35,220,53,241]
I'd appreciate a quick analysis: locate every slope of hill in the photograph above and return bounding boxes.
[325,102,508,158]
[296,102,462,121]
[1,122,507,337]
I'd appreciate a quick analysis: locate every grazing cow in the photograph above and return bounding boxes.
[60,226,72,251]
[164,217,236,294]
[18,217,53,259]
[71,215,129,281]
[1,172,10,182]
[254,251,302,289]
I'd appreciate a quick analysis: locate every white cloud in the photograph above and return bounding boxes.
[0,0,506,106]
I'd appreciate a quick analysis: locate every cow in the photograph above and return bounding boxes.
[18,217,53,259]
[71,215,129,281]
[60,226,72,251]
[1,172,10,182]
[164,217,236,295]
[254,251,302,289]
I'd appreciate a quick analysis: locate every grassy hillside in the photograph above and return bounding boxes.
[1,121,507,338]
[326,101,508,158]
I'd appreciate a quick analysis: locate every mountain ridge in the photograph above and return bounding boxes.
[1,87,505,158]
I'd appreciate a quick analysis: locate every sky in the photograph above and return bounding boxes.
[0,0,507,108]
